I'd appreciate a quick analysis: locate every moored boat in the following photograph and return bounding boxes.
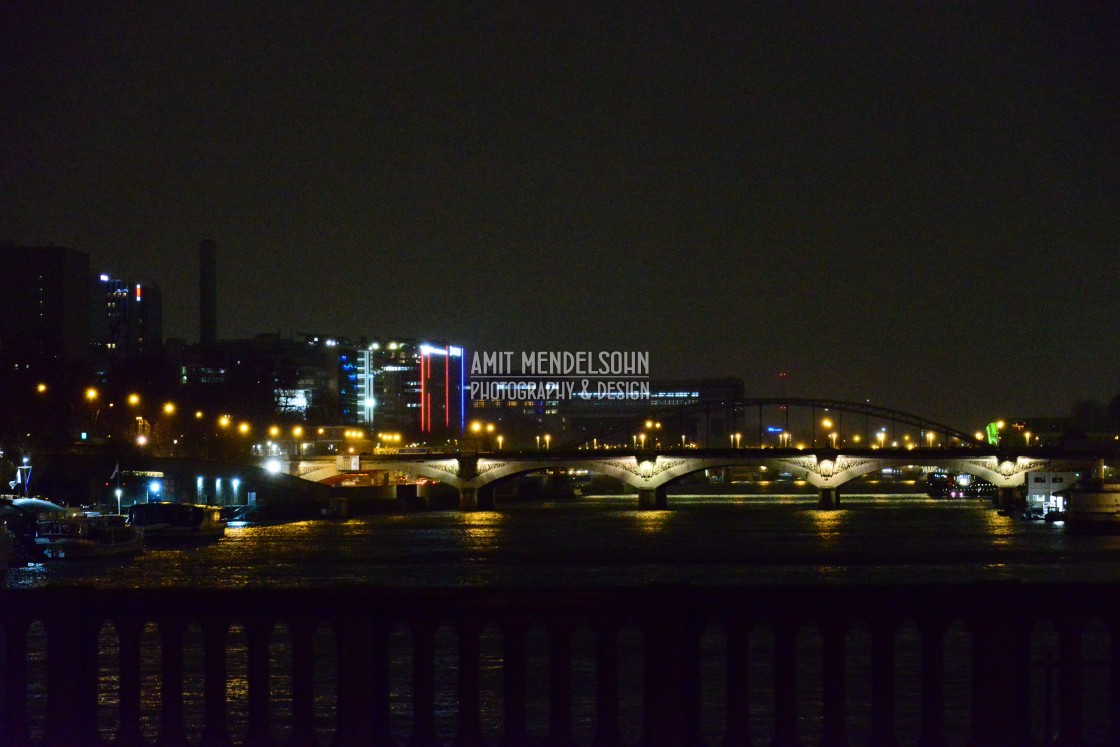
[35,513,144,560]
[127,502,226,542]
[1064,482,1120,534]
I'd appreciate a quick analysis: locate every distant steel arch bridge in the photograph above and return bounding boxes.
[572,397,982,450]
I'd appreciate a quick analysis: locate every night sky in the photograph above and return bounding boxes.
[2,3,1117,430]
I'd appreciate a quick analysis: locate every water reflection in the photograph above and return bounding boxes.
[632,509,673,534]
[809,509,845,542]
[458,510,504,551]
[7,496,1120,589]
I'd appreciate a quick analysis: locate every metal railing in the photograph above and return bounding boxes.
[1,583,1117,746]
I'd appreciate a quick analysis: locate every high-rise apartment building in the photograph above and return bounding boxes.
[0,246,91,370]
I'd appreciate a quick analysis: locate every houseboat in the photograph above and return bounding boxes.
[35,513,144,560]
[127,502,226,542]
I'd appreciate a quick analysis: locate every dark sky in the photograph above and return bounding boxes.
[2,2,1117,429]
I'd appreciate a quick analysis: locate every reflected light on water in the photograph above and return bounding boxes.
[459,511,504,551]
[633,510,672,534]
[810,509,845,542]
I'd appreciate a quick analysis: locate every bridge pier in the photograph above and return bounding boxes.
[818,487,841,509]
[997,486,1024,511]
[458,488,478,511]
[638,487,668,510]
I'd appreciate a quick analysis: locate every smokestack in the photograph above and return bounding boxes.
[199,239,217,346]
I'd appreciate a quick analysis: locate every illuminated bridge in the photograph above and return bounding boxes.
[284,399,1108,510]
[291,446,1106,511]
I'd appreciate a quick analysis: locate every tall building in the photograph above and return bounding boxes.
[0,245,90,370]
[199,239,217,347]
[89,273,163,374]
[353,340,466,437]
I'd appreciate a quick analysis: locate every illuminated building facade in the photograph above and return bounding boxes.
[557,378,744,447]
[353,340,466,438]
[90,273,163,374]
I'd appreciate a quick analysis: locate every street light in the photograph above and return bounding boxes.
[544,434,551,450]
[497,434,504,450]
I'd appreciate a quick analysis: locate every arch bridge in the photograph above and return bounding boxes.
[336,446,1101,511]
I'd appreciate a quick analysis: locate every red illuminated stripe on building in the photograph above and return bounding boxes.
[420,352,427,432]
[445,350,450,428]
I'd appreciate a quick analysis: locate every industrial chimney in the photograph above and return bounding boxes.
[199,239,217,346]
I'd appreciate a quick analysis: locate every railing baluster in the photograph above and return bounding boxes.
[501,620,529,746]
[593,618,621,747]
[200,619,229,747]
[772,620,798,747]
[1112,619,1120,747]
[333,607,392,747]
[117,619,144,747]
[370,617,392,746]
[45,611,99,746]
[160,617,188,747]
[642,587,701,747]
[243,618,270,747]
[410,617,437,747]
[723,620,752,747]
[916,616,946,747]
[869,618,897,747]
[549,620,575,747]
[968,585,1029,747]
[290,618,315,745]
[820,620,847,747]
[1056,615,1085,747]
[2,617,31,747]
[456,618,483,747]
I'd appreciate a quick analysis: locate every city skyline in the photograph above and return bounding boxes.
[2,3,1117,429]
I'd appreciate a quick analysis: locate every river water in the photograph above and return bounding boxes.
[7,493,1120,589]
[4,494,1118,745]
